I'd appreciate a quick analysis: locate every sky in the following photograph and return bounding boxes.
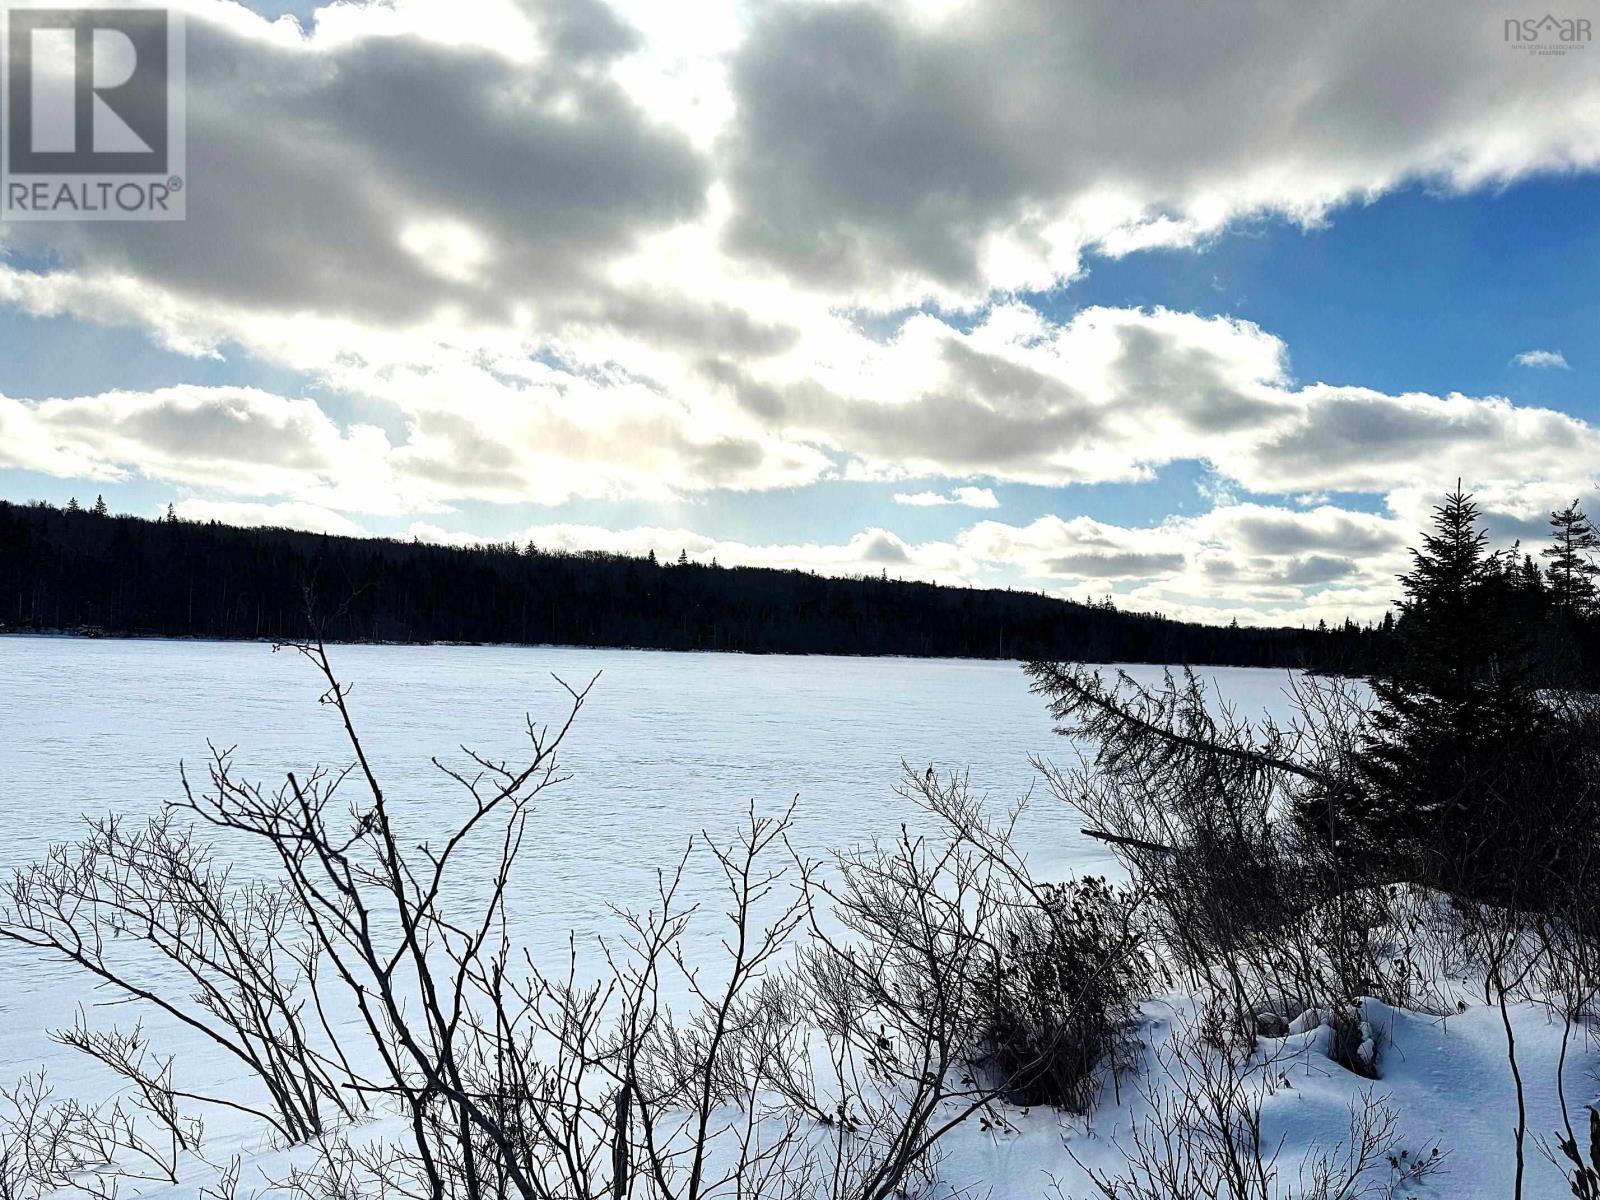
[1,0,1597,626]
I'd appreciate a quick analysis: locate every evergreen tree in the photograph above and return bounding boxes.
[1519,551,1544,595]
[677,549,689,567]
[1339,487,1549,894]
[66,497,81,513]
[166,503,178,523]
[1543,500,1599,613]
[92,494,108,516]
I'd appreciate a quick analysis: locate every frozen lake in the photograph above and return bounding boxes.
[0,639,1569,1200]
[0,637,1308,1131]
[0,638,1309,925]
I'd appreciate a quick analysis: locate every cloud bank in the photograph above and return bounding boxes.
[2,0,1595,625]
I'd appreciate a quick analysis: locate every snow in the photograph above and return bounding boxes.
[937,996,1590,1197]
[0,639,1590,1197]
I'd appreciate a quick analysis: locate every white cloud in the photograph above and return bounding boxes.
[0,0,1595,626]
[2,0,1595,359]
[0,385,432,514]
[724,0,1600,304]
[714,305,1600,504]
[174,499,367,535]
[0,377,828,511]
[412,521,973,583]
[1513,349,1569,369]
[0,395,112,480]
[893,486,1000,508]
[957,503,1415,622]
[2,302,1595,603]
[6,292,1585,521]
[0,0,709,335]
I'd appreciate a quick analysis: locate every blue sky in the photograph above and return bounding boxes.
[1053,175,1599,414]
[2,0,1597,624]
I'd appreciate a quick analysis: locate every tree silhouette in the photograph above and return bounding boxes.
[1349,487,1556,896]
[1544,500,1599,613]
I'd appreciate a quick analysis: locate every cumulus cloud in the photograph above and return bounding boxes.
[6,0,1592,329]
[893,486,1000,508]
[0,395,112,480]
[175,498,367,535]
[410,521,971,583]
[3,299,1595,585]
[1,0,1596,626]
[709,305,1600,505]
[0,0,708,330]
[7,296,1588,522]
[0,379,829,511]
[1513,349,1570,369]
[1228,386,1600,496]
[702,305,1289,486]
[1,385,404,501]
[724,0,1600,303]
[957,503,1414,622]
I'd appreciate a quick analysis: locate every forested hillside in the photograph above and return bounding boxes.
[0,499,1390,669]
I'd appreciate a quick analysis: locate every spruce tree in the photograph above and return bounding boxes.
[1343,487,1547,893]
[92,494,108,516]
[1519,551,1544,595]
[1543,500,1599,613]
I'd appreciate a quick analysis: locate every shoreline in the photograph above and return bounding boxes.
[0,629,1322,673]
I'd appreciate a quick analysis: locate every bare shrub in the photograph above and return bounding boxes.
[1535,844,1600,1200]
[0,1065,209,1200]
[7,640,1144,1199]
[906,766,1155,1115]
[1,1073,92,1200]
[0,809,345,1143]
[795,801,1057,1196]
[1025,663,1425,1044]
[13,642,1432,1198]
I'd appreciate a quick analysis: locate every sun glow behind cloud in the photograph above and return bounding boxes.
[2,0,1598,624]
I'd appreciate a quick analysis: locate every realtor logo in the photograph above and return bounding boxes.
[1503,13,1591,55]
[2,3,184,220]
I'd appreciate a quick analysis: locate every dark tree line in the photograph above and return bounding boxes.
[0,499,1390,670]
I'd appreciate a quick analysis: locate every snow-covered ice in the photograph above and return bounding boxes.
[0,638,1590,1196]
